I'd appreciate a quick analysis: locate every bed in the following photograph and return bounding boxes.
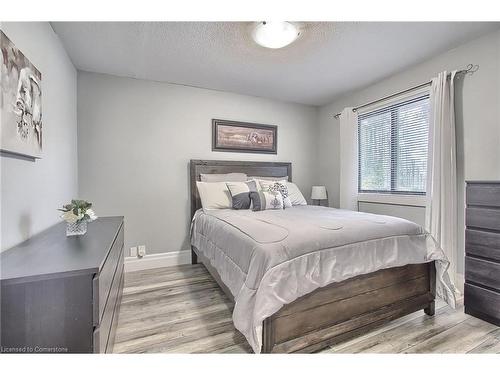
[189,159,456,353]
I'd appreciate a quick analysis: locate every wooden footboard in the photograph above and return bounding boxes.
[191,248,436,354]
[262,262,436,353]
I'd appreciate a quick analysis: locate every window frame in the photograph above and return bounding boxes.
[357,91,430,197]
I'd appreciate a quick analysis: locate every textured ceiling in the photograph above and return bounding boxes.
[51,22,499,106]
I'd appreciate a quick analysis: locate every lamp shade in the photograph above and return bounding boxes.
[311,186,327,200]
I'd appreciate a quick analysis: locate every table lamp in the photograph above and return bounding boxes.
[311,186,327,206]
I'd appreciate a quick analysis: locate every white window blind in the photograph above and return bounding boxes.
[358,95,430,195]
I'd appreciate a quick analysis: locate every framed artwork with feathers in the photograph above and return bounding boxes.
[1,30,42,159]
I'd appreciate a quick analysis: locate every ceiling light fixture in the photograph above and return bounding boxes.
[252,21,300,49]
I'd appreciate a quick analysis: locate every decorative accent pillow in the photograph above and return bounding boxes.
[258,179,307,206]
[267,182,292,208]
[251,190,284,211]
[200,173,247,182]
[257,179,287,191]
[196,181,232,209]
[257,179,290,207]
[226,180,259,209]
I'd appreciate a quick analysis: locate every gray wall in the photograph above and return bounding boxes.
[358,202,425,226]
[318,29,500,275]
[1,23,78,252]
[77,72,319,255]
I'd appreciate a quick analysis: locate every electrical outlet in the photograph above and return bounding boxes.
[138,245,146,258]
[130,246,137,257]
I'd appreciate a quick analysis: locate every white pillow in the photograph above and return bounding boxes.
[252,191,284,211]
[257,179,287,191]
[258,179,306,206]
[286,182,307,206]
[260,180,292,208]
[196,181,232,209]
[200,173,247,182]
[250,176,289,182]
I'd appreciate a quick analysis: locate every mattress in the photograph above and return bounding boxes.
[190,205,456,353]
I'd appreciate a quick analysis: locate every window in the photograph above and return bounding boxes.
[358,95,430,195]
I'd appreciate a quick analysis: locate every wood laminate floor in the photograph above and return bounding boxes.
[113,264,500,354]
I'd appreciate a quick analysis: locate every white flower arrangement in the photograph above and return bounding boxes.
[59,200,97,224]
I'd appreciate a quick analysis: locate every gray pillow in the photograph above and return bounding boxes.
[226,180,259,209]
[200,173,247,182]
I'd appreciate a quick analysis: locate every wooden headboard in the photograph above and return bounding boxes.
[190,159,292,217]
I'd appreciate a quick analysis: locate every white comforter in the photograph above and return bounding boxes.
[190,205,456,353]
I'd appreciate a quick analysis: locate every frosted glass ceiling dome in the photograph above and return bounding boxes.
[252,22,300,49]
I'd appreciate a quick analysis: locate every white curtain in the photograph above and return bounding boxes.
[426,71,461,297]
[339,107,359,210]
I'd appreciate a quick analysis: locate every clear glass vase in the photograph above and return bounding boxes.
[66,220,87,236]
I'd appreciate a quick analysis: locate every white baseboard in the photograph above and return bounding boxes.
[124,250,191,272]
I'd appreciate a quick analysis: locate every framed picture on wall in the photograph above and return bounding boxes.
[0,30,43,159]
[212,119,277,154]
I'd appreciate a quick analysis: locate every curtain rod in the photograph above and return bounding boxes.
[333,64,479,119]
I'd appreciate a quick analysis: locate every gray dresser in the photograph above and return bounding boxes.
[465,181,500,326]
[1,217,124,353]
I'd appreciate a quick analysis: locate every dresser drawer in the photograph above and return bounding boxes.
[464,283,500,322]
[105,269,124,353]
[466,207,500,231]
[467,183,500,208]
[93,223,124,325]
[465,256,500,292]
[466,229,500,262]
[93,247,124,353]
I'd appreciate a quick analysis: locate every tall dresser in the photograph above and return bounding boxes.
[465,181,500,326]
[1,217,124,353]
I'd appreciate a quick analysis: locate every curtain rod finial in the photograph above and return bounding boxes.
[464,63,479,75]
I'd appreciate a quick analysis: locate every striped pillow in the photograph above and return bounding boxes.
[226,180,259,209]
[251,190,284,211]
